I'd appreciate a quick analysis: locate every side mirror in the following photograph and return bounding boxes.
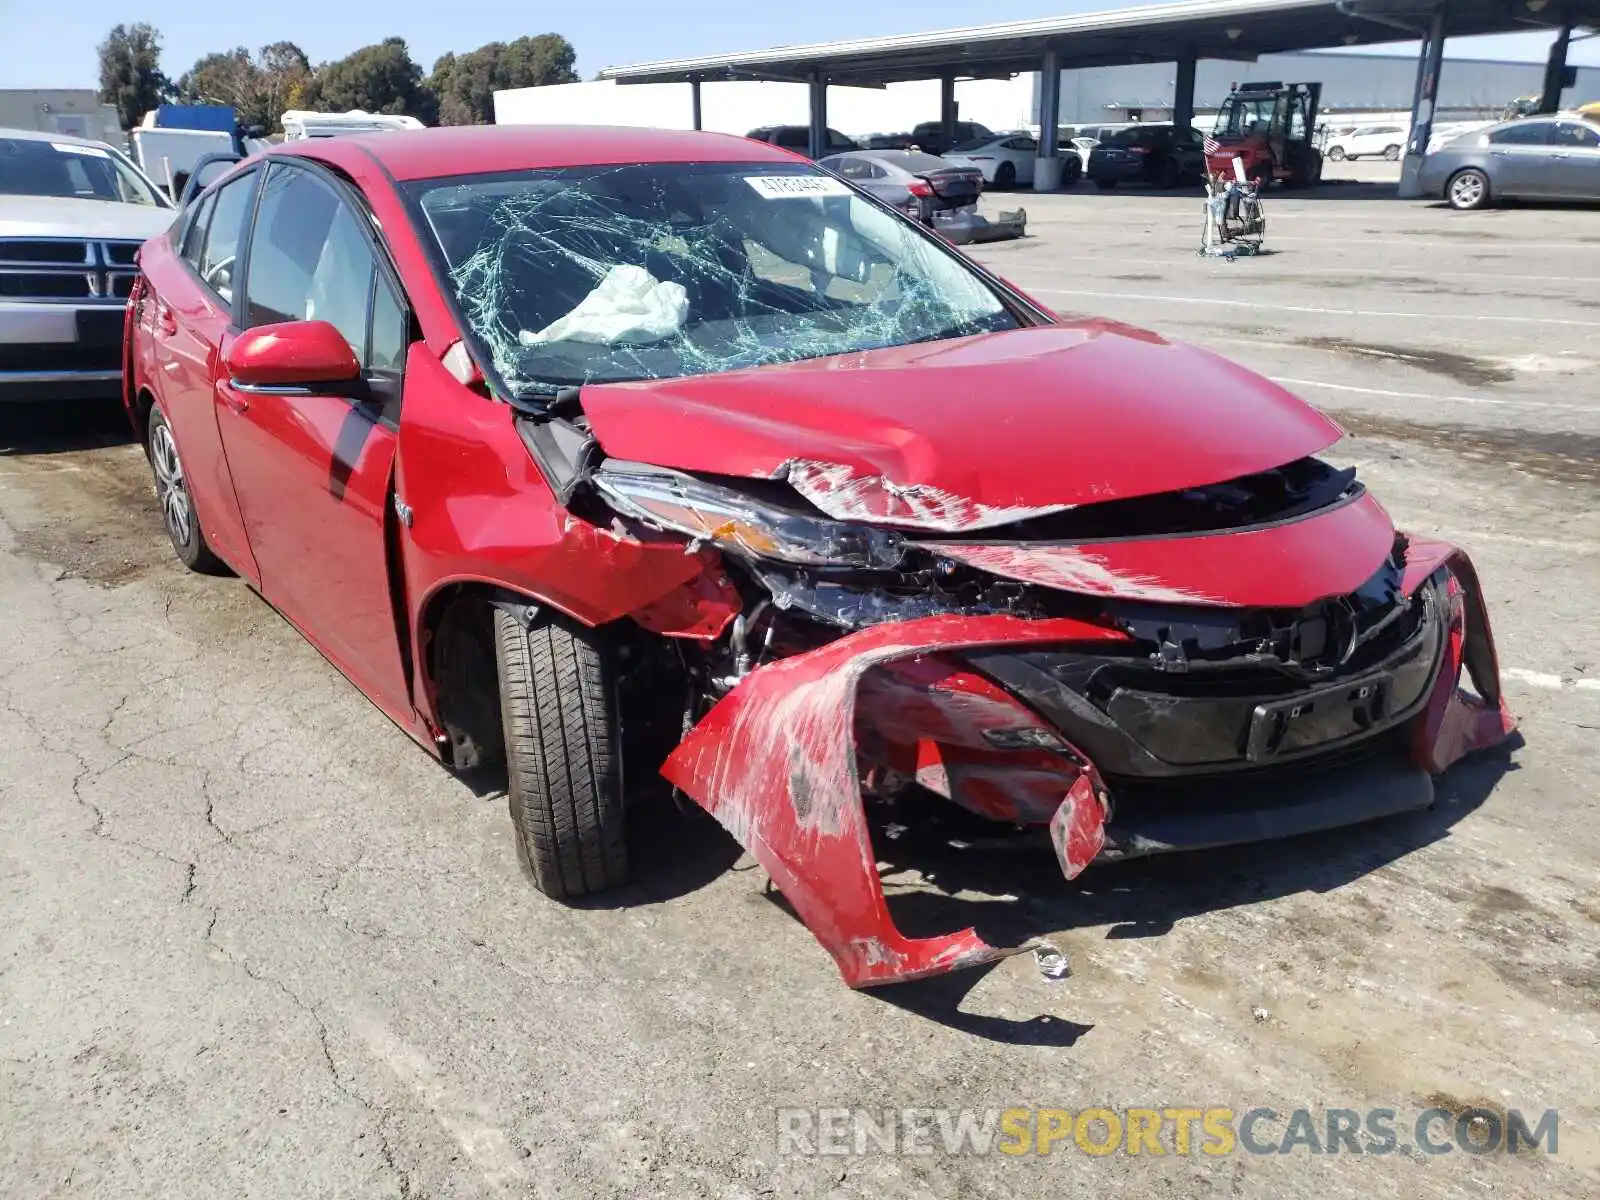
[226,320,362,389]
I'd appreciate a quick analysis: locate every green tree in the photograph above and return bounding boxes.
[307,37,436,122]
[96,23,171,130]
[427,35,579,126]
[179,41,311,130]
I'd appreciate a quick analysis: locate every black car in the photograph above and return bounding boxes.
[863,121,997,157]
[1087,124,1207,190]
[745,125,859,159]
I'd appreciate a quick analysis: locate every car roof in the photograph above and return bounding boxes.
[279,125,805,181]
[0,125,117,151]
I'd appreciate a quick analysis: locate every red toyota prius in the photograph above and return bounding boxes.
[124,126,1514,987]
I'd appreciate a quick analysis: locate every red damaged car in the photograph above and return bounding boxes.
[124,127,1514,987]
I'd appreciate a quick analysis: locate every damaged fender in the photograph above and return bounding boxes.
[662,614,1125,987]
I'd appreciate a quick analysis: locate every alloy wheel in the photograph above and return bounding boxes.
[1450,173,1484,209]
[150,422,192,547]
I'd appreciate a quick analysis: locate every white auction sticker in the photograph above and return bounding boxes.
[52,142,110,158]
[744,174,853,200]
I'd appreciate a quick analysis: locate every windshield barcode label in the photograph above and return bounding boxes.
[744,175,853,200]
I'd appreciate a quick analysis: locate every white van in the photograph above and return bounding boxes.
[129,127,270,201]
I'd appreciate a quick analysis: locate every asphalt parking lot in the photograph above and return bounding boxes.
[2,180,1598,1199]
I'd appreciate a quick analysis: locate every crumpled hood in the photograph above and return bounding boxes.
[0,196,177,241]
[580,323,1342,529]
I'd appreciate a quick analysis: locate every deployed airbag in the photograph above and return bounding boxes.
[520,264,689,347]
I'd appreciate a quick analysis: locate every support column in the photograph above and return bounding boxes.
[808,73,827,159]
[690,79,702,131]
[1173,51,1197,132]
[1539,24,1574,113]
[940,73,957,151]
[1397,9,1446,199]
[1035,48,1063,190]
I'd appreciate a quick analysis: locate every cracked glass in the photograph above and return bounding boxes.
[404,163,1016,399]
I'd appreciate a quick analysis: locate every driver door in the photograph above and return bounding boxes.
[211,159,414,720]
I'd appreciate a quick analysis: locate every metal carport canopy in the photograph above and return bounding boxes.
[596,0,1596,86]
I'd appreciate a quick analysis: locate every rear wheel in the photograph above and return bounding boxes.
[147,407,225,574]
[1446,168,1490,211]
[994,160,1017,189]
[495,609,627,899]
[1383,144,1401,161]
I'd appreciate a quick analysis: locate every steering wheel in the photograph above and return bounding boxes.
[203,255,235,290]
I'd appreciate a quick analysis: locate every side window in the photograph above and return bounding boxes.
[1555,123,1600,148]
[197,173,256,304]
[180,191,216,269]
[244,164,375,357]
[368,276,408,373]
[243,162,407,372]
[1490,122,1553,146]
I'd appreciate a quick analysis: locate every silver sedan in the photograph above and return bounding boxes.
[1419,116,1600,209]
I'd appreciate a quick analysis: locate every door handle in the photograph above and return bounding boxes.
[1551,152,1570,159]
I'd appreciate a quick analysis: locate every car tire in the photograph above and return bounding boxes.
[994,161,1017,189]
[495,608,627,899]
[1061,156,1082,185]
[1446,168,1491,211]
[1383,144,1401,161]
[147,406,226,575]
[1326,146,1346,161]
[1094,179,1117,190]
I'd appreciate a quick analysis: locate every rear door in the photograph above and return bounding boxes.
[1487,121,1557,196]
[147,170,261,579]
[212,159,414,718]
[1548,121,1600,199]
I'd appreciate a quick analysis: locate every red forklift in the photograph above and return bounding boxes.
[1205,81,1324,188]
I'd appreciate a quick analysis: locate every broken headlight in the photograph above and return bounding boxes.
[595,463,907,569]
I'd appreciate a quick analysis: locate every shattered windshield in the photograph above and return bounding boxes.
[403,163,1017,397]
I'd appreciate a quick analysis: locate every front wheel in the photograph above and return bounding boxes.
[1326,146,1346,162]
[1447,168,1491,211]
[147,406,225,574]
[1383,144,1401,161]
[495,610,628,899]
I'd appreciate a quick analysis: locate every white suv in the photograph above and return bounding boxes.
[1,128,176,402]
[1324,124,1409,162]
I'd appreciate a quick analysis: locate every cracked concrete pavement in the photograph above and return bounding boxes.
[2,188,1599,1198]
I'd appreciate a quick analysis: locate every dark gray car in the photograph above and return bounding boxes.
[819,149,987,241]
[1419,116,1600,209]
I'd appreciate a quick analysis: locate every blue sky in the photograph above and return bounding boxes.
[3,0,1594,90]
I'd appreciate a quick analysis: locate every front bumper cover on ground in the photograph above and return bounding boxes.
[661,539,1515,988]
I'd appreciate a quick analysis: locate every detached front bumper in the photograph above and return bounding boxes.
[662,539,1514,988]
